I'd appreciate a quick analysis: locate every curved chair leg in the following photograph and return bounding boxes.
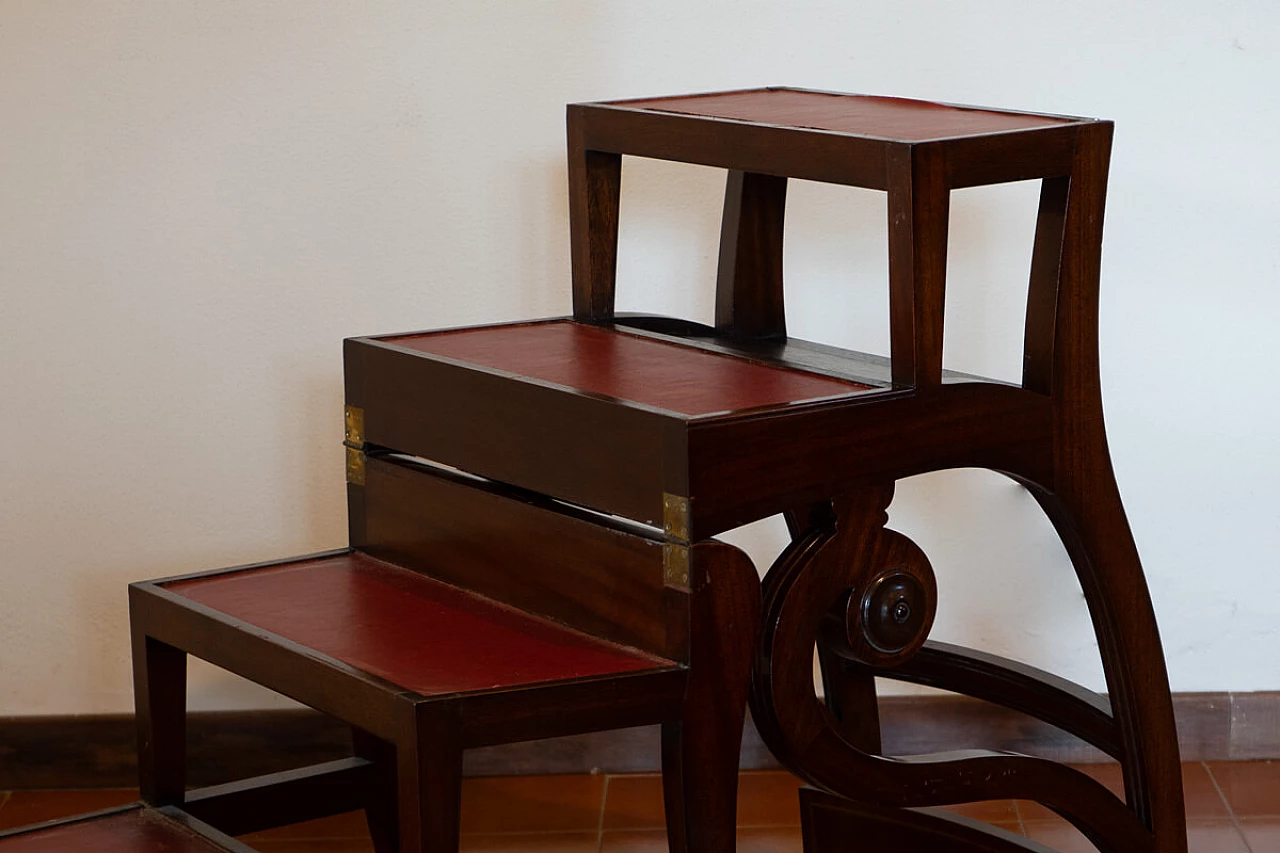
[662,540,761,853]
[1027,463,1186,850]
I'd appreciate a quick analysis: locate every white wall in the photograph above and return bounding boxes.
[2,1,1277,715]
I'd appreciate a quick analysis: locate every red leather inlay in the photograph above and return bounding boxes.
[386,321,869,417]
[168,553,669,696]
[617,89,1075,142]
[0,810,226,853]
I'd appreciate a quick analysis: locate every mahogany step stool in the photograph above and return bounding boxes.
[340,88,1188,852]
[128,452,760,853]
[0,804,257,853]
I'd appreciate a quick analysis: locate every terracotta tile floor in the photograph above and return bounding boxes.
[1,761,1276,851]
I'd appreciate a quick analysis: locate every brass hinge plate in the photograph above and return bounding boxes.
[663,493,690,543]
[345,446,366,486]
[663,543,690,589]
[344,405,365,447]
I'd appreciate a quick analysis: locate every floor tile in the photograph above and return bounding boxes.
[243,810,371,841]
[1239,817,1280,851]
[1018,762,1229,822]
[248,836,597,853]
[1184,821,1250,853]
[736,772,805,827]
[1024,818,1249,853]
[460,775,605,834]
[602,770,805,831]
[601,827,803,853]
[462,832,601,853]
[937,799,1021,825]
[0,788,139,830]
[249,840,376,853]
[1207,760,1280,818]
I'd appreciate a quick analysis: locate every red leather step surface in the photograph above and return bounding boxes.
[168,552,671,696]
[617,88,1076,142]
[385,320,870,417]
[0,809,230,853]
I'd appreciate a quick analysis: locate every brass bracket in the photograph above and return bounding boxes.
[345,446,366,486]
[663,543,690,589]
[662,493,691,543]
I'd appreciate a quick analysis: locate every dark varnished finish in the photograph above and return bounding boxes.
[118,87,1183,853]
[183,758,375,837]
[662,541,762,853]
[715,171,788,339]
[353,453,673,657]
[131,453,762,853]
[556,88,1184,852]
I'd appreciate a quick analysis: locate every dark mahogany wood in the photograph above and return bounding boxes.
[131,454,762,853]
[123,87,1185,853]
[715,171,788,339]
[0,805,258,853]
[354,452,675,657]
[662,540,761,853]
[558,88,1185,852]
[183,758,375,836]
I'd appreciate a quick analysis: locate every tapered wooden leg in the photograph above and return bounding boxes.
[132,630,187,806]
[397,707,463,853]
[354,727,399,853]
[662,541,761,853]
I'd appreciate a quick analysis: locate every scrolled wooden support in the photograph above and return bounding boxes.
[822,530,937,669]
[753,483,1154,853]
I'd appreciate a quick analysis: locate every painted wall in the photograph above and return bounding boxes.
[2,2,1277,715]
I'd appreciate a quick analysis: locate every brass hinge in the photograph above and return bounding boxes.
[344,405,365,447]
[663,543,690,589]
[345,446,366,486]
[662,493,690,543]
[344,405,366,485]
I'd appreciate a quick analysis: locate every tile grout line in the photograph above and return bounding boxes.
[595,775,611,853]
[1202,760,1254,853]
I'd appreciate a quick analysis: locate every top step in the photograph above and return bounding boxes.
[606,87,1085,143]
[570,86,1107,189]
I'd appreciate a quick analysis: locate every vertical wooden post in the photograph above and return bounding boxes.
[886,144,950,387]
[715,170,788,338]
[131,618,187,806]
[567,106,621,323]
[662,541,761,853]
[396,705,463,853]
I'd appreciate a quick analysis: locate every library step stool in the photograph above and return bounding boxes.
[128,452,759,853]
[341,88,1186,853]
